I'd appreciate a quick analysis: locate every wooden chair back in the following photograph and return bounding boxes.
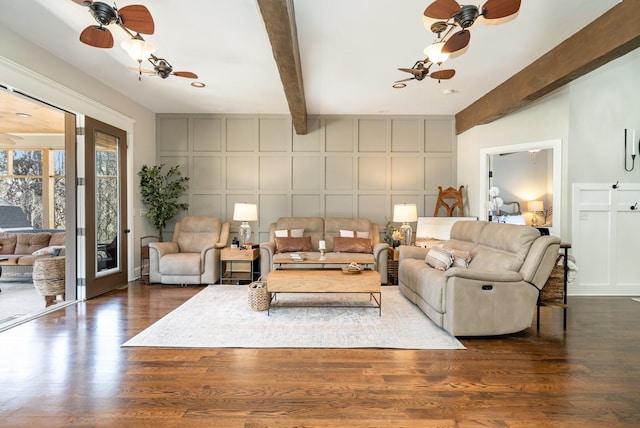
[434,185,465,217]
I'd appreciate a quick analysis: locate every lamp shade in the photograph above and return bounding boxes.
[233,203,258,221]
[527,200,544,212]
[121,37,155,62]
[423,41,449,64]
[393,204,418,223]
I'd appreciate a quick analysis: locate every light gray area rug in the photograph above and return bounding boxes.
[123,284,464,349]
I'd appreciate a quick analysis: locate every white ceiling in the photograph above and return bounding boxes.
[0,0,621,118]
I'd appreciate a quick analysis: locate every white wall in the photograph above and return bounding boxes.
[0,26,157,278]
[458,48,640,295]
[457,89,570,238]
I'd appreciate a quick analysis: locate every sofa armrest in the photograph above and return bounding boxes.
[372,242,388,260]
[398,245,428,263]
[444,267,523,282]
[260,242,276,276]
[149,241,179,259]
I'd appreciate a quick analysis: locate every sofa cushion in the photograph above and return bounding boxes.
[160,253,203,275]
[175,216,222,253]
[274,228,304,238]
[275,236,313,253]
[470,222,540,272]
[49,232,66,246]
[333,237,372,253]
[15,232,51,255]
[339,230,370,238]
[425,247,454,271]
[0,234,17,254]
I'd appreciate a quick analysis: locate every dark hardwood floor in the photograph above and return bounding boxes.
[0,283,639,427]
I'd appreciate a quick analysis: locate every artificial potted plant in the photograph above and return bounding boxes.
[138,163,190,240]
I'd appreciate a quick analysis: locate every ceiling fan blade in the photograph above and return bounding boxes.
[398,68,422,76]
[442,30,470,53]
[72,0,93,5]
[482,0,521,20]
[173,71,198,79]
[118,5,155,34]
[394,77,415,83]
[79,25,114,48]
[424,0,460,19]
[430,69,456,80]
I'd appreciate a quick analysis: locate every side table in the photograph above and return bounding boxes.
[139,235,160,284]
[537,242,571,330]
[220,247,260,284]
[387,247,399,285]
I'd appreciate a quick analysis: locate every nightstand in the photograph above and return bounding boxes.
[219,247,260,284]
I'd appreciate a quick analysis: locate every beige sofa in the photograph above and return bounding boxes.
[149,216,230,285]
[398,221,560,336]
[260,217,389,284]
[0,231,66,276]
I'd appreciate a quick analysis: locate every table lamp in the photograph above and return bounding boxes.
[527,200,544,227]
[233,203,258,247]
[393,203,418,246]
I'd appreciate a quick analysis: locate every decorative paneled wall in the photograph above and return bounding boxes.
[156,114,456,243]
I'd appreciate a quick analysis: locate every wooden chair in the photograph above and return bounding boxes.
[434,185,465,217]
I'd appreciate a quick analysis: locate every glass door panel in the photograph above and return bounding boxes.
[84,117,128,298]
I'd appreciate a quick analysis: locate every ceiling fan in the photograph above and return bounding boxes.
[393,58,455,88]
[72,0,155,48]
[423,0,521,55]
[129,54,198,80]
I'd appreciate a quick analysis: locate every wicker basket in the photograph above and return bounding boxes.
[540,257,564,303]
[248,276,269,311]
[33,256,66,307]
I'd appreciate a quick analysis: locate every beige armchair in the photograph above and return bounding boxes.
[148,216,230,285]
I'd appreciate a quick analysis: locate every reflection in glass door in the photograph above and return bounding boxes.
[95,131,119,274]
[84,117,128,298]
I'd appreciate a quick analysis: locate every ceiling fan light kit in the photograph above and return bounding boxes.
[121,35,155,63]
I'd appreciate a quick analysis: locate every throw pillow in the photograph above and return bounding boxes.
[425,247,454,271]
[452,250,472,268]
[333,237,372,253]
[274,228,304,238]
[275,236,313,253]
[339,230,370,239]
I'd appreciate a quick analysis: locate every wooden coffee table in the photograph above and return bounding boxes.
[266,269,381,315]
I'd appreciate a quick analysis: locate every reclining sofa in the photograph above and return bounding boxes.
[398,220,560,336]
[260,217,388,284]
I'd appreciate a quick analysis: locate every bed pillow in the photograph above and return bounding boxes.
[275,236,313,253]
[333,237,372,253]
[274,228,304,238]
[425,247,454,271]
[339,230,370,239]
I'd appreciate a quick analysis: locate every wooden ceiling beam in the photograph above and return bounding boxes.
[257,0,307,135]
[455,1,640,135]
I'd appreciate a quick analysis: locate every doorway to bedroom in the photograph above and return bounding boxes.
[479,139,562,237]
